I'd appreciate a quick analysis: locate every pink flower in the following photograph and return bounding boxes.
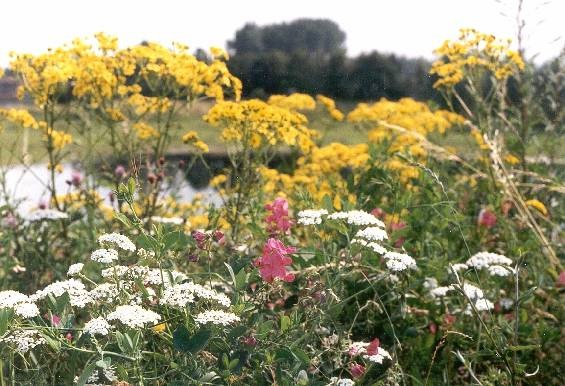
[70,171,82,187]
[114,165,127,179]
[366,338,380,356]
[478,208,497,228]
[191,230,208,249]
[254,238,296,283]
[350,363,366,379]
[557,271,565,288]
[45,314,61,327]
[265,197,292,235]
[371,207,386,219]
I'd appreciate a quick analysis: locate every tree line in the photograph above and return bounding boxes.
[225,19,441,102]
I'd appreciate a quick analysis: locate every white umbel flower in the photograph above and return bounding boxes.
[297,209,328,225]
[98,233,136,252]
[364,347,392,364]
[355,226,388,242]
[474,298,494,311]
[488,265,514,277]
[328,210,385,227]
[162,282,231,308]
[327,378,355,386]
[0,290,30,308]
[466,252,512,269]
[91,248,119,264]
[26,209,68,222]
[1,329,46,353]
[14,302,40,318]
[67,263,84,276]
[33,279,92,308]
[384,251,417,272]
[352,238,387,255]
[430,286,453,298]
[194,310,240,326]
[449,263,469,273]
[106,305,161,328]
[84,317,111,336]
[451,283,484,300]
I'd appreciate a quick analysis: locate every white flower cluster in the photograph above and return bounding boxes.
[101,265,187,288]
[0,291,41,318]
[150,216,184,225]
[32,279,92,308]
[14,302,40,318]
[91,249,119,264]
[194,310,240,326]
[136,248,156,259]
[106,305,161,328]
[67,263,84,276]
[449,263,469,272]
[26,209,68,222]
[0,329,46,353]
[384,251,417,272]
[98,233,136,252]
[327,378,355,386]
[464,252,514,277]
[328,210,385,227]
[297,209,328,225]
[162,282,231,308]
[348,340,392,364]
[89,283,119,301]
[352,239,387,255]
[85,367,117,384]
[355,226,388,242]
[0,290,30,308]
[84,317,111,336]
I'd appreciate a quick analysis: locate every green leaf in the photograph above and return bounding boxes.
[114,212,132,228]
[280,315,291,332]
[235,268,249,291]
[173,325,211,354]
[257,320,274,336]
[224,263,237,289]
[163,231,187,250]
[127,177,136,196]
[507,344,540,352]
[75,361,97,386]
[291,348,310,365]
[0,308,13,336]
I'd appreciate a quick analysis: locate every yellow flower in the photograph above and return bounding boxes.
[268,93,316,111]
[152,322,167,333]
[504,153,520,165]
[525,199,548,216]
[133,122,159,140]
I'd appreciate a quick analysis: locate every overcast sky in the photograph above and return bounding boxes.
[0,0,563,67]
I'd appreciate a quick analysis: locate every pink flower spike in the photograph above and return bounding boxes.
[265,197,292,235]
[350,363,366,379]
[478,208,497,228]
[254,238,296,283]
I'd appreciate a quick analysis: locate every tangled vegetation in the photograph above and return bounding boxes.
[0,28,563,385]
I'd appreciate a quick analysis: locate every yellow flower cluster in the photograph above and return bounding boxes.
[0,108,39,129]
[9,33,241,111]
[267,93,316,111]
[182,130,209,153]
[348,98,464,183]
[203,99,317,152]
[525,199,548,216]
[47,129,73,150]
[260,143,368,207]
[316,94,344,121]
[430,28,525,88]
[54,191,114,220]
[133,122,159,140]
